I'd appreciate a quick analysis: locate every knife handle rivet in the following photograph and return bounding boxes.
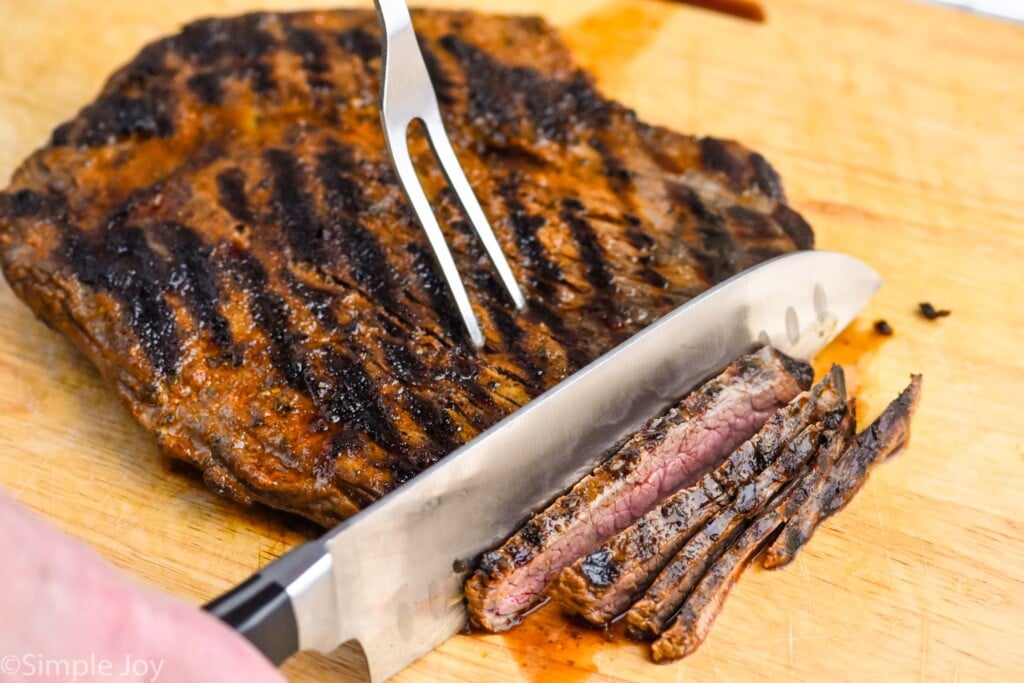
[785,306,800,343]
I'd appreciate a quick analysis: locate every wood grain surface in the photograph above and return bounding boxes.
[1,0,1022,680]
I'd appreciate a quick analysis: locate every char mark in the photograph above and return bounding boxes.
[59,216,180,375]
[439,34,609,144]
[336,26,382,64]
[1,189,67,221]
[265,149,324,264]
[771,204,815,250]
[317,143,396,300]
[229,249,405,453]
[405,242,470,347]
[284,24,329,74]
[750,153,785,201]
[590,136,634,195]
[318,347,403,453]
[403,391,462,456]
[73,92,176,148]
[698,137,749,193]
[228,249,308,389]
[187,73,225,105]
[173,14,276,66]
[559,198,617,309]
[666,181,739,284]
[520,304,592,370]
[152,222,233,350]
[216,168,253,223]
[498,179,562,294]
[417,36,456,106]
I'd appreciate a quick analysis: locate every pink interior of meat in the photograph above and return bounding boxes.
[490,386,787,618]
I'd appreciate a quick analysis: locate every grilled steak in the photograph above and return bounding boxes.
[465,346,811,632]
[762,375,922,568]
[549,365,846,626]
[625,418,830,639]
[650,507,784,663]
[0,9,813,526]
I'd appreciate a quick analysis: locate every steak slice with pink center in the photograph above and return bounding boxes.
[465,346,812,632]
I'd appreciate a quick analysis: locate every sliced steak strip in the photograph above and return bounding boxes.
[762,374,922,569]
[625,418,832,639]
[549,365,846,625]
[650,508,785,663]
[465,346,812,632]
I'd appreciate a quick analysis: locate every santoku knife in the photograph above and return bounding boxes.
[204,250,881,681]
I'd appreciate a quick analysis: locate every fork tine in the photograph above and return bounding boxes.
[422,112,527,310]
[381,124,486,347]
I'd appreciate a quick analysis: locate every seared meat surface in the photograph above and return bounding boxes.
[762,374,922,569]
[0,10,812,526]
[650,505,784,663]
[626,419,829,639]
[465,346,811,632]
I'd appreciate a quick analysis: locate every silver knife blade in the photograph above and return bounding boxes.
[221,250,880,680]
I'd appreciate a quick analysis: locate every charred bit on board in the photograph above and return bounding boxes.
[919,302,951,320]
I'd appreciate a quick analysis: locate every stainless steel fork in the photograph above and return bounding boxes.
[373,0,526,347]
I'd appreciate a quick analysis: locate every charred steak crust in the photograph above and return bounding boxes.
[762,374,922,569]
[0,10,813,526]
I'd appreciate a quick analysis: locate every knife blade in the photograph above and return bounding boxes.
[204,250,881,680]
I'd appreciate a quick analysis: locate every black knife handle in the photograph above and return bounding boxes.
[204,573,299,666]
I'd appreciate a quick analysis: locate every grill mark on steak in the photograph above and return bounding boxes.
[186,73,225,106]
[58,218,181,376]
[664,181,739,284]
[589,135,634,196]
[763,375,922,569]
[152,222,234,351]
[175,15,278,65]
[750,153,785,202]
[173,16,280,103]
[317,346,404,453]
[290,278,478,462]
[216,168,254,224]
[771,204,815,251]
[498,178,563,292]
[464,347,812,632]
[650,507,784,663]
[404,241,472,347]
[265,149,325,265]
[336,26,382,65]
[284,23,330,75]
[71,92,178,148]
[290,266,513,431]
[550,367,846,626]
[284,274,481,464]
[315,144,395,302]
[625,420,828,640]
[438,33,611,144]
[417,36,457,106]
[226,249,308,390]
[559,198,619,323]
[0,9,816,526]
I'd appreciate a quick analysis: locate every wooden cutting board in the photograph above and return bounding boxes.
[1,0,1022,680]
